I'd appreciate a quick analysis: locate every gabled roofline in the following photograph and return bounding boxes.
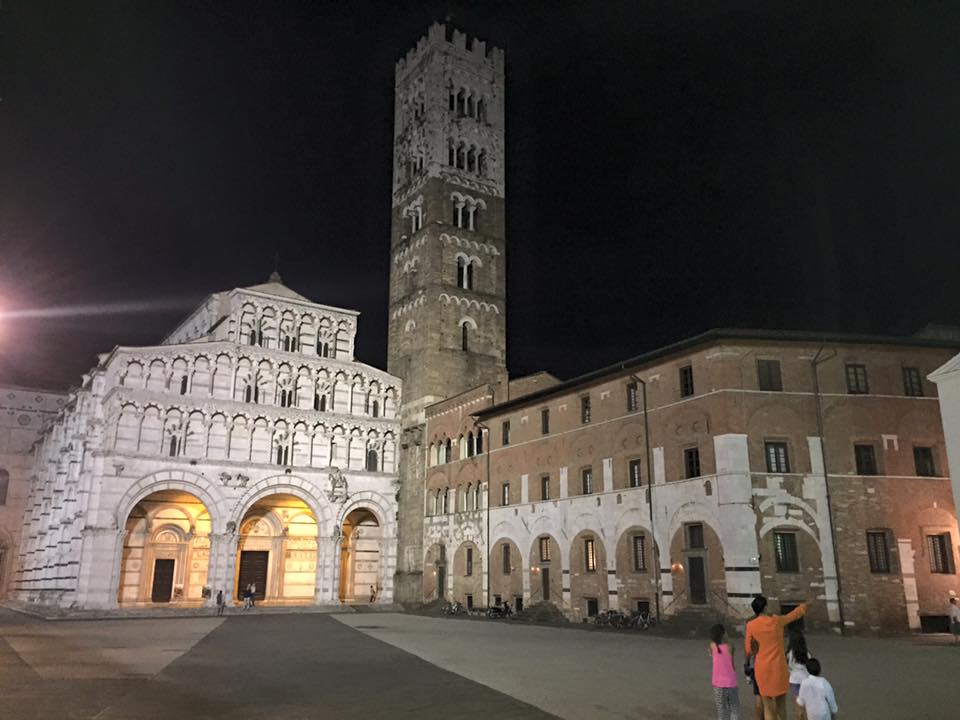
[474,327,960,419]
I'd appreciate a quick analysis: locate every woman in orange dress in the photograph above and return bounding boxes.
[744,595,807,720]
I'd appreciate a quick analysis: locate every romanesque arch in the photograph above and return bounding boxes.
[452,541,483,609]
[489,537,522,609]
[569,529,608,620]
[527,533,562,606]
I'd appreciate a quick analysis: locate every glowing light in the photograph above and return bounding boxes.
[671,562,684,573]
[0,299,192,320]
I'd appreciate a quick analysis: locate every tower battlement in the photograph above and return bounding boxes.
[396,22,504,80]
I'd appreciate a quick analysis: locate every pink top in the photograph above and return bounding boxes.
[711,643,738,688]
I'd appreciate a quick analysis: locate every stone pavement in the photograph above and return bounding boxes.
[3,607,960,719]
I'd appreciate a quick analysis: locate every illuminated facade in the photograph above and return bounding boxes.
[15,277,401,609]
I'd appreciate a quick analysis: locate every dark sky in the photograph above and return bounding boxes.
[2,1,959,390]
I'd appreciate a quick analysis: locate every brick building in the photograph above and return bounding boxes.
[420,329,960,634]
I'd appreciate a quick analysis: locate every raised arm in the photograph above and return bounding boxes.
[779,602,807,626]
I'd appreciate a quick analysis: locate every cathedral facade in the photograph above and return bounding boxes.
[15,277,401,608]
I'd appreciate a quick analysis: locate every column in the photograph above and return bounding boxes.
[520,474,529,504]
[559,466,568,498]
[206,532,238,605]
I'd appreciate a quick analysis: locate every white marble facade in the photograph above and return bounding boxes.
[16,276,401,609]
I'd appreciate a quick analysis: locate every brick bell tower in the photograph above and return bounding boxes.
[388,23,508,601]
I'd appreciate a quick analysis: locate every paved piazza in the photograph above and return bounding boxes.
[1,609,958,719]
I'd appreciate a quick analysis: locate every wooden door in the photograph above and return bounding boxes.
[151,559,175,603]
[688,556,707,605]
[541,567,550,602]
[237,551,269,600]
[436,565,446,600]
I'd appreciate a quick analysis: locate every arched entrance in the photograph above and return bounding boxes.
[489,538,523,610]
[236,494,318,604]
[118,490,211,605]
[452,541,482,609]
[528,534,562,607]
[338,508,382,602]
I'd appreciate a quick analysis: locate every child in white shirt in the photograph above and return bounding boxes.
[797,658,838,720]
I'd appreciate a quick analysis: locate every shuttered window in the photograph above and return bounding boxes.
[866,531,891,574]
[774,531,800,572]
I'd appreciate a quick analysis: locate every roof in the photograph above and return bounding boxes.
[241,272,314,303]
[475,327,960,419]
[929,352,960,383]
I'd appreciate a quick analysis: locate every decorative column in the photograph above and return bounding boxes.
[205,530,238,605]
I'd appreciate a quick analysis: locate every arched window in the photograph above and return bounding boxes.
[275,441,289,466]
[467,432,475,457]
[476,430,483,454]
[319,394,327,412]
[366,449,379,472]
[478,150,487,176]
[461,323,469,352]
[456,90,465,117]
[444,438,452,463]
[0,468,9,505]
[457,256,466,288]
[466,147,476,173]
[448,140,455,166]
[168,436,180,457]
[371,400,380,418]
[466,94,475,117]
[477,98,486,123]
[179,376,188,395]
[244,384,253,403]
[442,488,449,514]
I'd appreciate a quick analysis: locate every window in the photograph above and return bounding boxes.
[902,367,924,397]
[476,430,483,454]
[866,530,892,573]
[0,469,8,505]
[846,363,869,394]
[914,446,936,477]
[586,597,599,617]
[765,442,790,473]
[854,444,878,475]
[683,446,701,479]
[179,375,188,395]
[457,257,474,290]
[502,543,511,574]
[632,534,647,572]
[757,359,783,391]
[501,421,511,446]
[501,483,510,506]
[628,459,642,488]
[774,531,800,572]
[466,548,473,576]
[444,438,452,463]
[439,544,446,562]
[687,523,704,549]
[466,594,474,609]
[539,536,551,562]
[679,365,695,397]
[927,533,954,574]
[275,443,289,466]
[541,408,550,434]
[461,323,469,352]
[168,436,180,457]
[365,449,379,472]
[580,396,591,424]
[540,474,551,501]
[581,467,594,495]
[584,538,597,572]
[626,381,638,412]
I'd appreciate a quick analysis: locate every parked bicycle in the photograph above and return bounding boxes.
[442,601,465,616]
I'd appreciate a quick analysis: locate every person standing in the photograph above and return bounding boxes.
[249,582,256,608]
[950,597,960,644]
[243,584,252,610]
[708,624,740,720]
[786,621,811,716]
[216,589,226,616]
[744,596,807,720]
[795,658,837,720]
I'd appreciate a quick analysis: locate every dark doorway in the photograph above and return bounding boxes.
[151,558,175,602]
[515,596,523,613]
[688,556,707,605]
[237,550,268,600]
[436,564,446,600]
[586,597,599,617]
[541,567,550,601]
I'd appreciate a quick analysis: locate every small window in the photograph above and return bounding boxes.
[439,545,446,562]
[179,375,188,395]
[540,474,550,501]
[541,408,550,434]
[476,430,484,454]
[168,436,179,457]
[914,447,936,477]
[866,530,891,573]
[0,469,8,505]
[584,538,597,572]
[501,482,510,506]
[502,543,511,574]
[586,597,599,617]
[365,449,379,472]
[679,365,695,397]
[632,534,647,572]
[539,536,551,563]
[683,446,701,479]
[854,444,878,475]
[628,459,642,488]
[902,367,924,397]
[846,363,869,394]
[757,359,783,391]
[466,548,473,576]
[502,421,510,446]
[626,381,638,412]
[774,531,800,572]
[581,467,594,495]
[765,442,790,473]
[465,594,474,609]
[927,533,954,574]
[687,523,704,549]
[461,323,469,352]
[581,396,591,424]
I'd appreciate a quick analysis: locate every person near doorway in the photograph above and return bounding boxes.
[744,595,807,720]
[786,620,811,715]
[707,623,740,720]
[243,584,252,610]
[369,585,377,603]
[216,590,226,616]
[950,597,960,644]
[249,582,256,608]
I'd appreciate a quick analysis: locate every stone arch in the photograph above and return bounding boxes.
[569,528,608,619]
[528,533,563,606]
[231,475,332,537]
[489,536,523,609]
[451,540,483,608]
[614,523,656,615]
[115,470,226,534]
[666,511,725,612]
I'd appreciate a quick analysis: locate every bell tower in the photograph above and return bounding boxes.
[388,24,507,601]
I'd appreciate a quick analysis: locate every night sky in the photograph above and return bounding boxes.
[2,1,959,390]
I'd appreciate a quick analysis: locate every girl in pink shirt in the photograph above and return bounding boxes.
[709,624,740,720]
